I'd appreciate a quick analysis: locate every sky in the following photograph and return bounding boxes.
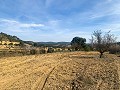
[0,0,120,42]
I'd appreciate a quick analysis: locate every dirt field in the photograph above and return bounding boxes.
[0,52,119,90]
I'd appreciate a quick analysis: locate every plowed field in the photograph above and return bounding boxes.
[0,52,119,90]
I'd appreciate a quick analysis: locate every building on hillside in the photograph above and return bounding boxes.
[12,42,20,45]
[0,41,20,45]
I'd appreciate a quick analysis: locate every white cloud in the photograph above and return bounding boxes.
[1,19,18,24]
[92,0,120,18]
[20,23,44,28]
[0,19,44,28]
[0,18,45,36]
[101,24,120,32]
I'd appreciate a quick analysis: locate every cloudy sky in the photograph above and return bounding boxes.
[0,0,120,42]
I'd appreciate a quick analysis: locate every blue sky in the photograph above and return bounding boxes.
[0,0,120,42]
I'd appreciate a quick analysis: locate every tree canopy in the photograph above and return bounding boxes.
[71,37,86,51]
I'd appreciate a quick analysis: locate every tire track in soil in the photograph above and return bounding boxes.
[0,62,56,89]
[0,53,69,90]
[35,57,72,90]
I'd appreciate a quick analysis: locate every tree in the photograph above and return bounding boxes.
[71,37,86,51]
[91,30,116,58]
[19,41,24,46]
[33,43,38,47]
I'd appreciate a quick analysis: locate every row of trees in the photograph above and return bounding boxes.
[71,30,117,58]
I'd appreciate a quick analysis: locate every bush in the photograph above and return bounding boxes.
[109,45,120,54]
[39,49,46,54]
[84,45,91,51]
[30,49,37,55]
[47,48,54,53]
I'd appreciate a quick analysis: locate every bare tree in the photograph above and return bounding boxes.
[91,30,116,58]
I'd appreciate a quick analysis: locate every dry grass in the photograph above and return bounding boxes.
[0,51,119,90]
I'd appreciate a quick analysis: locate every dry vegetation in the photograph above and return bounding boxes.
[0,51,119,90]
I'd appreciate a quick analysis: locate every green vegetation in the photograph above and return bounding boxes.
[71,37,87,51]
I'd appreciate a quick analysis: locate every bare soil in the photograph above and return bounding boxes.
[0,52,119,90]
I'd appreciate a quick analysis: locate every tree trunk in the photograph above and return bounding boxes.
[100,52,103,58]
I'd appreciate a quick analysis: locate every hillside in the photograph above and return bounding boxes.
[0,32,24,45]
[0,32,21,42]
[0,32,70,47]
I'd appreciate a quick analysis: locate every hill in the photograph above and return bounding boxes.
[0,32,70,48]
[0,32,21,42]
[24,41,70,47]
[36,42,70,47]
[0,32,24,45]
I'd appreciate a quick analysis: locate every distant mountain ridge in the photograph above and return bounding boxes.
[24,41,70,47]
[24,41,70,45]
[37,42,70,45]
[0,32,70,47]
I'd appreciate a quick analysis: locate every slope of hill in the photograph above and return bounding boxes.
[0,32,21,42]
[0,32,24,46]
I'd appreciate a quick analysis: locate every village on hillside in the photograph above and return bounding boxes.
[0,32,73,57]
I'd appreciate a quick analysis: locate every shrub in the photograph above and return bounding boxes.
[109,45,120,54]
[84,45,91,51]
[47,48,54,53]
[39,49,46,54]
[30,49,37,55]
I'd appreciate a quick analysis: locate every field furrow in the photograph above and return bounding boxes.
[0,52,119,90]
